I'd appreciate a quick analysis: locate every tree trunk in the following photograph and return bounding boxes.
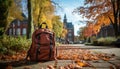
[0,0,10,37]
[111,0,119,37]
[27,0,34,39]
[118,0,120,36]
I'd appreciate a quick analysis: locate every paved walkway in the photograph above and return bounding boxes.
[71,44,120,57]
[12,60,120,69]
[1,44,120,69]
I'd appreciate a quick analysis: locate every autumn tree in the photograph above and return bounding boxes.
[26,0,55,39]
[74,0,120,37]
[78,27,86,40]
[78,22,97,43]
[52,16,63,38]
[0,0,23,37]
[25,0,61,38]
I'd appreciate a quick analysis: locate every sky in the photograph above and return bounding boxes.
[54,0,87,36]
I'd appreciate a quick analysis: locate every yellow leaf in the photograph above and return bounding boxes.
[103,57,110,61]
[75,60,87,67]
[77,62,86,67]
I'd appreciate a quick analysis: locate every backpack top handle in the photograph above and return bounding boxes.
[39,22,48,28]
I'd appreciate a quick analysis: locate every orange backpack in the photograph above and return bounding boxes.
[27,23,56,61]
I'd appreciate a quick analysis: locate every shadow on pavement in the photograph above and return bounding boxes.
[0,60,38,69]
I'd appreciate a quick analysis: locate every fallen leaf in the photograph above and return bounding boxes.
[74,60,88,67]
[47,65,55,69]
[103,57,110,61]
[109,65,115,69]
[74,64,82,69]
[77,62,85,67]
[5,65,12,69]
[59,66,65,69]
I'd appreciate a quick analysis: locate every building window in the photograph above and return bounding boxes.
[13,23,15,28]
[13,28,15,35]
[22,28,26,35]
[17,28,20,35]
[69,38,72,41]
[69,30,72,32]
[9,28,12,35]
[68,33,72,37]
[18,20,20,26]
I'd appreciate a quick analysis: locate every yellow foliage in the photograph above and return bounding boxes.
[46,19,52,29]
[95,14,111,28]
[77,62,86,67]
[8,0,23,22]
[61,29,67,38]
[34,7,40,15]
[32,0,55,29]
[43,1,51,7]
[40,14,47,23]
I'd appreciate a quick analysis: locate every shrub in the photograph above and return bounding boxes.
[97,37,105,45]
[92,37,117,46]
[92,40,98,46]
[104,37,117,45]
[0,35,31,55]
[91,36,97,42]
[85,42,93,45]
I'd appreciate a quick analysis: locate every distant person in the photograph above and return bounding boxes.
[66,39,69,44]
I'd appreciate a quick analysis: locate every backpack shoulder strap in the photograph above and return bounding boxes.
[49,33,53,59]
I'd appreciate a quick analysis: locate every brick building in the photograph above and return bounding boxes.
[63,14,74,43]
[6,14,28,36]
[97,24,115,38]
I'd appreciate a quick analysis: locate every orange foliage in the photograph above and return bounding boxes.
[74,0,119,36]
[83,23,94,37]
[93,24,101,35]
[95,14,111,26]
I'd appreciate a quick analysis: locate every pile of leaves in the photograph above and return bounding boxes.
[57,49,115,61]
[57,46,115,67]
[0,51,27,61]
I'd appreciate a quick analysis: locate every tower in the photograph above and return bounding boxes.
[63,14,74,43]
[63,14,67,28]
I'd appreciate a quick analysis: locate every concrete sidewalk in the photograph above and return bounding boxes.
[1,44,120,69]
[62,44,120,57]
